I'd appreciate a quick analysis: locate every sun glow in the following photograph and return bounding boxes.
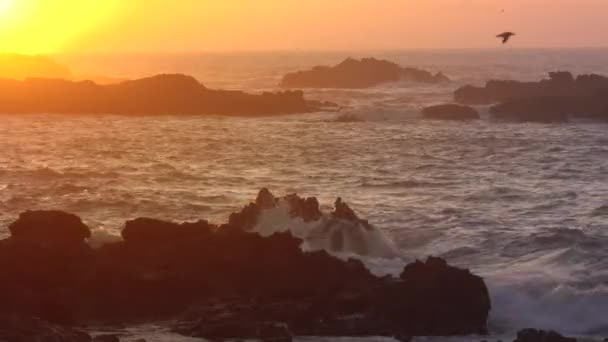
[0,0,13,16]
[0,0,124,54]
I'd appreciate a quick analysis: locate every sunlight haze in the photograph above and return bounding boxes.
[0,0,607,53]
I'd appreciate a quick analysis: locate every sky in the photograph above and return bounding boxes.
[0,0,607,54]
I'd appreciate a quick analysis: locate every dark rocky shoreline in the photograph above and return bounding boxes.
[0,74,334,116]
[0,189,491,340]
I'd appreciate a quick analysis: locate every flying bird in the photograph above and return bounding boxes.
[496,32,515,44]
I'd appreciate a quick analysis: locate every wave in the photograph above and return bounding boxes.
[253,199,400,259]
[489,279,608,335]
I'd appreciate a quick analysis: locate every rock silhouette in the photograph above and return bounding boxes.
[454,71,608,122]
[0,74,326,116]
[0,189,491,340]
[280,57,449,88]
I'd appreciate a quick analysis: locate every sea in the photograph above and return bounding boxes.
[0,49,607,341]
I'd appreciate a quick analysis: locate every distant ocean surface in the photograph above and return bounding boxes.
[1,49,607,341]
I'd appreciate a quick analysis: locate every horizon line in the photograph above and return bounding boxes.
[47,45,608,56]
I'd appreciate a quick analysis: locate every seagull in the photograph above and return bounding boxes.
[497,32,515,44]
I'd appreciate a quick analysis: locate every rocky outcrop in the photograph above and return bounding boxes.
[280,57,449,88]
[489,95,608,122]
[9,210,91,247]
[0,189,491,339]
[454,72,605,105]
[0,74,325,116]
[421,104,480,121]
[454,72,608,122]
[0,315,91,342]
[514,329,577,342]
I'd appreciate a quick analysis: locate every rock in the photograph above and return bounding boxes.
[285,193,322,222]
[121,218,214,245]
[454,71,608,121]
[421,104,480,120]
[92,334,120,342]
[513,329,577,342]
[280,57,449,88]
[0,189,491,339]
[8,210,91,247]
[367,256,491,335]
[174,321,291,341]
[489,96,573,122]
[454,71,591,105]
[0,314,91,342]
[256,187,277,210]
[0,74,324,116]
[332,198,372,229]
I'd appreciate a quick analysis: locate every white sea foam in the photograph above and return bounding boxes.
[253,199,400,259]
[87,227,123,249]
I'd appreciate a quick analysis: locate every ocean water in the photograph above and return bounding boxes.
[2,49,608,340]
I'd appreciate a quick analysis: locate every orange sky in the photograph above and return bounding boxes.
[1,0,607,53]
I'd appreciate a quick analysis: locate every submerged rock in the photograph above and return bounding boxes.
[0,189,491,339]
[0,74,325,116]
[421,104,480,121]
[280,57,449,88]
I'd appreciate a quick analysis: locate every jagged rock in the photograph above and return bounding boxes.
[332,197,372,230]
[8,210,90,247]
[285,194,322,222]
[0,315,91,342]
[280,57,449,89]
[421,104,480,121]
[0,190,491,339]
[0,74,325,116]
[513,329,577,342]
[371,256,491,335]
